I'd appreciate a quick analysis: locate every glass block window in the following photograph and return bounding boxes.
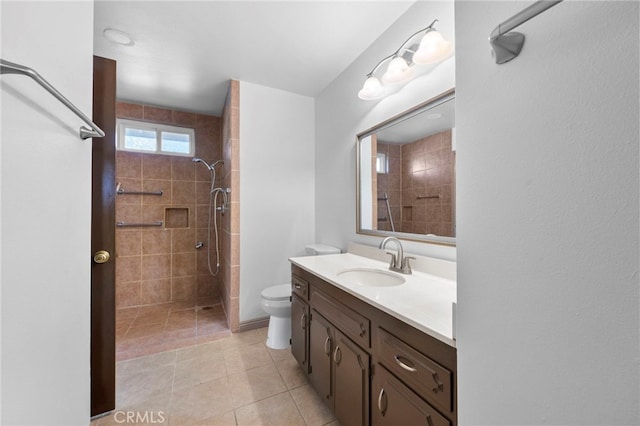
[117,119,195,156]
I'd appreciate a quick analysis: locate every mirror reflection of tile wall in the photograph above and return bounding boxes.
[376,129,454,236]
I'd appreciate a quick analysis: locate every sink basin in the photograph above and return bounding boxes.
[336,268,405,287]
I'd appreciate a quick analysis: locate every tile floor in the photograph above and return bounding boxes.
[92,327,339,426]
[116,298,230,361]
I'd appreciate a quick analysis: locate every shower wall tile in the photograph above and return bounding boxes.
[117,204,143,224]
[172,157,196,181]
[116,230,142,257]
[143,155,172,180]
[117,151,143,178]
[172,229,196,253]
[173,110,197,127]
[195,182,211,205]
[197,275,217,298]
[141,230,171,255]
[117,256,142,283]
[172,253,196,277]
[141,254,171,280]
[142,205,164,224]
[140,279,171,305]
[143,106,173,124]
[172,181,196,205]
[196,251,211,276]
[172,276,197,301]
[116,102,143,120]
[117,281,141,308]
[141,180,171,205]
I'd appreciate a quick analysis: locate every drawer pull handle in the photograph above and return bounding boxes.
[300,313,306,330]
[394,355,417,372]
[333,346,342,365]
[359,323,366,338]
[324,336,331,356]
[294,283,302,289]
[431,372,444,394]
[377,388,387,416]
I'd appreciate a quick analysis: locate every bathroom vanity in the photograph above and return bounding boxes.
[289,246,457,426]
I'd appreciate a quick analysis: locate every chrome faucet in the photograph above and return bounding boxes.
[379,236,414,274]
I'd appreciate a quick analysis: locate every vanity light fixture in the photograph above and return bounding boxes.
[358,19,452,100]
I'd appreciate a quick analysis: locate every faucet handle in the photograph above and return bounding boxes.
[385,252,397,269]
[402,256,415,274]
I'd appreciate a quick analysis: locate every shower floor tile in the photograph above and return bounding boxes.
[116,298,230,361]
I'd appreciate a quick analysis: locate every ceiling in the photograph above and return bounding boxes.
[94,1,415,116]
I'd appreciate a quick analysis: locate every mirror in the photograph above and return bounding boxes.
[357,89,455,246]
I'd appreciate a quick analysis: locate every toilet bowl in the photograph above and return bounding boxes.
[261,244,341,349]
[260,284,292,349]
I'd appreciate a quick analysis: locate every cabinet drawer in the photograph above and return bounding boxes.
[311,289,370,349]
[373,364,450,426]
[292,274,309,300]
[376,328,453,412]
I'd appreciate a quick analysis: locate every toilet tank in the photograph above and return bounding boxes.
[304,244,341,256]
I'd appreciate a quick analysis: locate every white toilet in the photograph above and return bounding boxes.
[260,244,341,349]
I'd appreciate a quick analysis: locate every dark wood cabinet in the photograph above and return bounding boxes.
[309,309,333,402]
[372,364,450,426]
[290,264,457,426]
[291,294,309,372]
[333,329,370,426]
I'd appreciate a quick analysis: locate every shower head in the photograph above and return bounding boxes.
[192,157,213,171]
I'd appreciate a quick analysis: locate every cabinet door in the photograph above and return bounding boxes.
[309,309,333,404]
[372,364,450,426]
[333,330,370,426]
[291,294,309,372]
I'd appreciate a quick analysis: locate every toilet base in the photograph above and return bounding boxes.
[266,315,291,350]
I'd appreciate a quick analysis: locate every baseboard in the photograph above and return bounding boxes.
[237,317,269,333]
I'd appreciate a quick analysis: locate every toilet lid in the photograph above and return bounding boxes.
[261,284,291,301]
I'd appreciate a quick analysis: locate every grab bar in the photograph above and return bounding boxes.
[117,189,164,196]
[0,58,105,140]
[417,195,441,200]
[116,221,163,228]
[489,1,563,64]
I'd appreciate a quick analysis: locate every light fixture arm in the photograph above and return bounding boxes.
[364,19,440,77]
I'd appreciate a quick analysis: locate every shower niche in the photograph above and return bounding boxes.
[165,207,189,228]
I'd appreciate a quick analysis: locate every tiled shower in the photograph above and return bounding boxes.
[376,129,455,236]
[114,101,228,359]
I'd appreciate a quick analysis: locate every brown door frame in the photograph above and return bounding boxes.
[91,55,117,417]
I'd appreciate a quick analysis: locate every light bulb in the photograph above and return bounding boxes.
[381,57,413,85]
[358,76,385,100]
[413,30,452,65]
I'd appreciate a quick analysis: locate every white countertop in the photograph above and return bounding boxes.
[289,251,457,347]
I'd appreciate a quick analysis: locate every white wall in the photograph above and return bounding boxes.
[315,1,456,261]
[455,1,639,424]
[1,2,93,424]
[239,82,315,322]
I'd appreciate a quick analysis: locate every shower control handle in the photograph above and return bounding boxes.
[93,250,111,264]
